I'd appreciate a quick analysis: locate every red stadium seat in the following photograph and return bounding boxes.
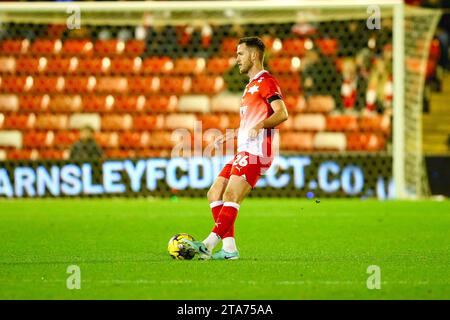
[334,57,345,73]
[135,149,170,158]
[173,58,205,75]
[142,57,173,74]
[113,95,143,113]
[326,115,358,132]
[133,115,164,130]
[276,75,301,95]
[191,76,223,94]
[65,76,96,93]
[346,133,385,151]
[144,95,178,113]
[280,132,314,151]
[316,38,338,56]
[46,57,77,74]
[1,76,30,93]
[30,39,62,55]
[19,95,50,113]
[7,149,38,160]
[125,40,146,56]
[23,131,54,148]
[101,114,132,131]
[282,38,307,57]
[82,95,115,113]
[118,132,150,149]
[2,114,35,130]
[35,115,68,130]
[39,149,68,160]
[359,114,390,134]
[0,39,29,55]
[197,114,229,130]
[46,24,67,39]
[159,76,191,94]
[32,76,65,93]
[105,149,135,159]
[268,58,298,74]
[110,57,141,74]
[94,39,125,56]
[77,58,106,74]
[128,77,159,94]
[15,57,47,74]
[406,57,422,73]
[221,38,239,56]
[227,114,240,129]
[53,131,80,147]
[49,95,83,113]
[147,131,175,149]
[206,57,233,74]
[94,132,118,148]
[95,77,128,94]
[0,57,16,73]
[62,39,94,56]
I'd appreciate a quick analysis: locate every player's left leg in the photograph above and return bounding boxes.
[207,161,238,237]
[202,174,251,257]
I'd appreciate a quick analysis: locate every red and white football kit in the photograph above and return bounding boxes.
[219,70,283,188]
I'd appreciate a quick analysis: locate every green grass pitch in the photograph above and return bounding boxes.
[0,198,449,299]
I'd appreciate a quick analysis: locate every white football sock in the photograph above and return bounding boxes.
[222,237,237,253]
[202,232,221,252]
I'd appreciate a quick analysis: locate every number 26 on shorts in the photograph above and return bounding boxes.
[233,154,249,167]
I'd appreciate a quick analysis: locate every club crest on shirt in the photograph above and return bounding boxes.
[247,85,259,95]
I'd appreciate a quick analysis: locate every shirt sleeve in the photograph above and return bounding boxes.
[260,77,283,103]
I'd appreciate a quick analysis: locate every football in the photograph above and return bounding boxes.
[167,233,196,260]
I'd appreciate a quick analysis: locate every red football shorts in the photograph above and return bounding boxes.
[218,151,272,189]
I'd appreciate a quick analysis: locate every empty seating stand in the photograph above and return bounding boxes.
[0,30,391,160]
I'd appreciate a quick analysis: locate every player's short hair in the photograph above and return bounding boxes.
[238,36,265,60]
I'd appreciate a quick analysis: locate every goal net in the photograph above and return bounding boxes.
[0,1,441,199]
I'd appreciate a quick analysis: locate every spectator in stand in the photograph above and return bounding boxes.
[355,48,373,82]
[69,126,103,161]
[340,58,368,114]
[366,57,393,115]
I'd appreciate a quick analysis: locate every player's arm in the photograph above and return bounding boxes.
[249,99,288,139]
[214,128,239,147]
